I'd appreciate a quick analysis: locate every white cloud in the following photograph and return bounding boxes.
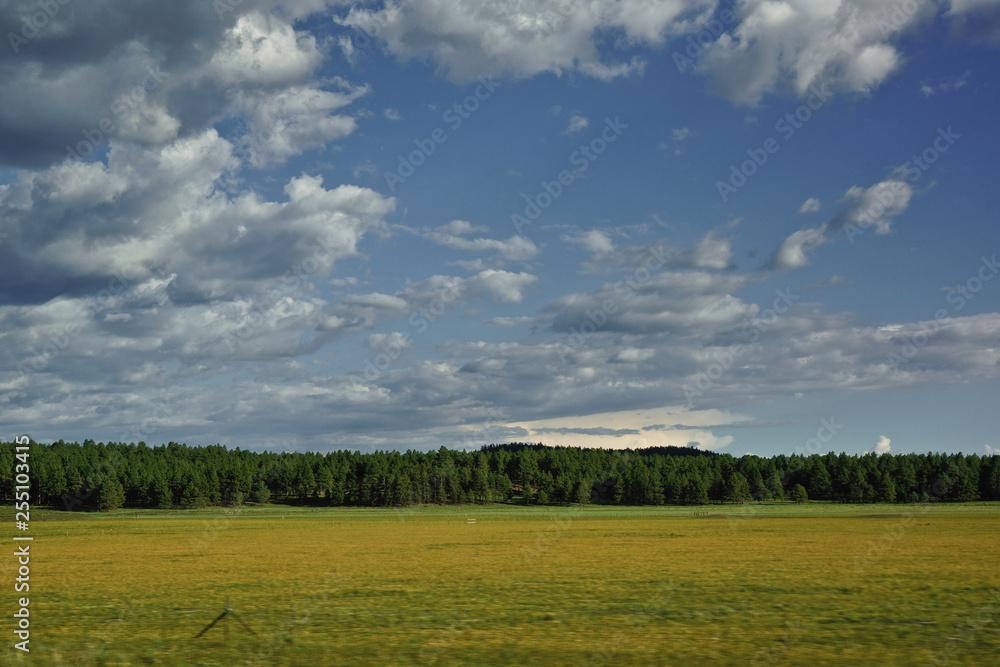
[564,230,614,254]
[699,0,934,106]
[367,332,413,353]
[610,348,657,363]
[353,162,377,178]
[919,71,971,97]
[0,130,396,304]
[986,444,999,456]
[797,197,821,213]
[545,271,756,335]
[581,233,733,275]
[503,406,740,450]
[688,233,735,270]
[424,223,540,262]
[435,220,489,236]
[0,2,369,171]
[234,81,367,167]
[768,226,830,270]
[831,178,912,236]
[469,270,538,303]
[768,173,914,270]
[337,0,716,82]
[209,11,323,86]
[875,435,891,455]
[384,108,401,120]
[563,115,590,134]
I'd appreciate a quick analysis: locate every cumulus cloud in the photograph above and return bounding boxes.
[3,0,999,454]
[337,0,716,82]
[0,132,396,305]
[874,435,891,455]
[0,2,348,169]
[469,270,538,303]
[234,80,368,167]
[208,10,324,85]
[698,0,934,106]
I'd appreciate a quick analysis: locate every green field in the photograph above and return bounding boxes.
[3,503,999,665]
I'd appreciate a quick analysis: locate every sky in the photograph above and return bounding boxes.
[1,0,999,458]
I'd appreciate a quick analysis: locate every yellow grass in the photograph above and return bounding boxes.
[3,504,999,665]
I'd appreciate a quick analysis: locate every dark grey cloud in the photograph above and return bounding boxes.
[0,0,338,168]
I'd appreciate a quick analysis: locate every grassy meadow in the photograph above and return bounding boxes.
[3,503,999,665]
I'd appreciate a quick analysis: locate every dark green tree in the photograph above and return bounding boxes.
[725,472,751,504]
[97,476,125,511]
[875,472,897,503]
[251,479,272,504]
[790,484,808,504]
[681,472,709,505]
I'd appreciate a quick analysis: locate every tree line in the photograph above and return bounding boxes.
[2,439,998,511]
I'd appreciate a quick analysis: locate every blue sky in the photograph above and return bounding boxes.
[1,0,999,457]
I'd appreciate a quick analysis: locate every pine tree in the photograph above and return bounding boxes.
[251,479,271,505]
[790,484,808,503]
[98,476,125,511]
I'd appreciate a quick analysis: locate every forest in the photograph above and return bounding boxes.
[2,439,998,511]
